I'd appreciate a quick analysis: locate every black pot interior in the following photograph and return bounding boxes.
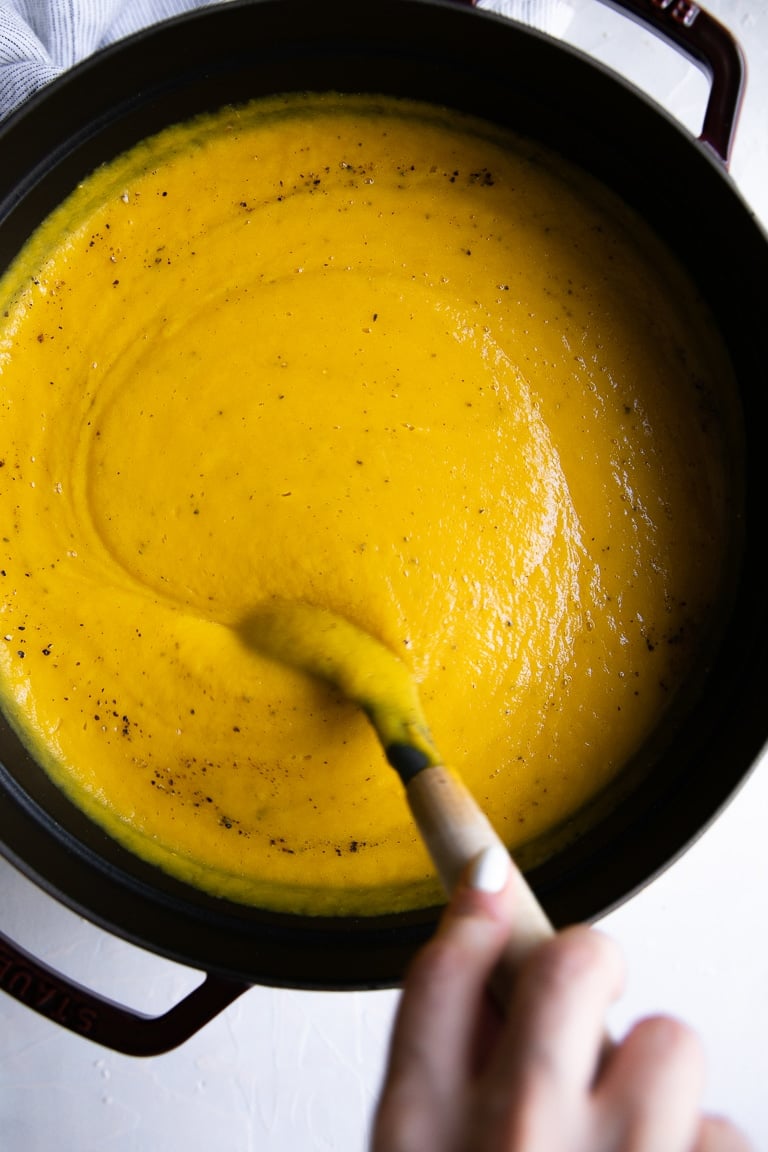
[0,0,766,988]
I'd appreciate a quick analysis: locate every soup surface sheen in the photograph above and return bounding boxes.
[0,94,735,914]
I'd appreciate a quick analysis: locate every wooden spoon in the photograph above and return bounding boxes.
[238,599,554,998]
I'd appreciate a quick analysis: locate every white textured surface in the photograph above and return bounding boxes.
[1,1,767,1148]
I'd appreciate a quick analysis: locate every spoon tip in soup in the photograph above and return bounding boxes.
[237,598,441,769]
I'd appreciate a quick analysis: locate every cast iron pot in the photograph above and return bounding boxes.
[0,0,766,1055]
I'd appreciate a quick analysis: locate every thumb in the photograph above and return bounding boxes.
[440,843,558,1017]
[438,842,516,930]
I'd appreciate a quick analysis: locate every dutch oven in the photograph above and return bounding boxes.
[0,0,766,1055]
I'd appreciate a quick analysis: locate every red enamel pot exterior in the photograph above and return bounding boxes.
[0,0,766,1052]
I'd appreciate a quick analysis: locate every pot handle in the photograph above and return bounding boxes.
[0,928,249,1056]
[466,0,746,166]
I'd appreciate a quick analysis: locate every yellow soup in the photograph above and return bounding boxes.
[0,94,737,914]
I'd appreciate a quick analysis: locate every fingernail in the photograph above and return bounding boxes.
[467,844,511,893]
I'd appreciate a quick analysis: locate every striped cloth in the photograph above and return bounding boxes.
[0,0,574,123]
[0,0,215,121]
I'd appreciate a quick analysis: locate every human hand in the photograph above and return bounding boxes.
[372,844,753,1152]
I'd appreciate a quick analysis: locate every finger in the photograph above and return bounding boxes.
[372,845,513,1151]
[387,844,514,1085]
[485,921,626,1101]
[692,1115,756,1152]
[467,927,623,1150]
[596,1015,706,1151]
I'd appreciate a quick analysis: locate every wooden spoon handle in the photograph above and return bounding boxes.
[405,763,554,1000]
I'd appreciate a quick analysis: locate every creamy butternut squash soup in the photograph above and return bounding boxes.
[0,94,736,914]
